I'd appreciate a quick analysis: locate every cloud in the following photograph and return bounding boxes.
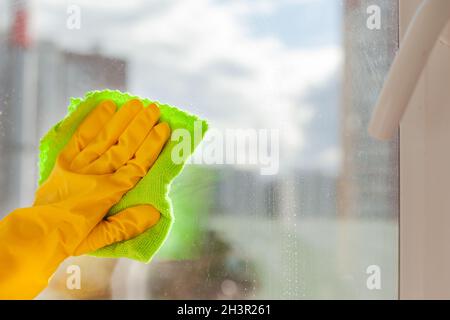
[32,0,341,172]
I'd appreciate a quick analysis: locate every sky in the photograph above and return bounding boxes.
[26,0,343,174]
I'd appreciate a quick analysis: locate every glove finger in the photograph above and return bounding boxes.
[70,99,143,172]
[78,104,160,175]
[115,122,170,183]
[73,205,161,256]
[60,100,117,163]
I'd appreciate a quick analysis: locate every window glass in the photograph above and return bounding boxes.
[0,0,398,299]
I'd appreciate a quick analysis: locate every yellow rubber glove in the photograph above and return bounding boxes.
[0,99,170,299]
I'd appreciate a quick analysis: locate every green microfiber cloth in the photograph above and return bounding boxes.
[38,90,208,263]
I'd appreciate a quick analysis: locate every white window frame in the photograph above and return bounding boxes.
[399,0,450,299]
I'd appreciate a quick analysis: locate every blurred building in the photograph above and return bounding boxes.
[214,167,336,219]
[214,168,276,218]
[35,43,127,138]
[297,171,337,218]
[339,0,399,219]
[0,8,127,214]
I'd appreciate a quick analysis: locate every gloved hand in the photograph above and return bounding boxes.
[0,99,170,299]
